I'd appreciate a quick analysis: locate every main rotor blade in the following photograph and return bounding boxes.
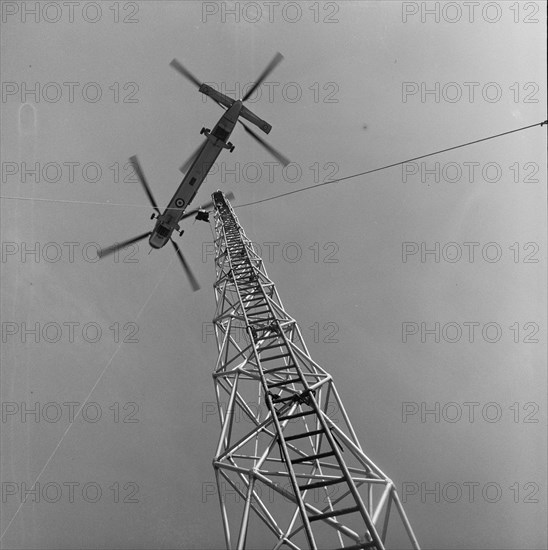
[180,192,234,220]
[170,59,227,110]
[129,155,160,214]
[170,239,200,291]
[169,59,202,88]
[98,232,151,259]
[242,52,284,102]
[239,121,290,166]
[179,141,207,174]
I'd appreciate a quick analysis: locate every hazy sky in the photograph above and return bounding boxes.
[1,2,546,549]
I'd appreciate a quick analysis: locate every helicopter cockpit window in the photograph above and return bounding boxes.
[212,126,229,141]
[157,225,171,238]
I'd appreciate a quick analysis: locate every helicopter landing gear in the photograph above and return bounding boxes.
[200,127,210,135]
[150,212,157,220]
[227,142,235,153]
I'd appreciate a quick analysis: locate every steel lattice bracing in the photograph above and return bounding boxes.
[210,191,420,550]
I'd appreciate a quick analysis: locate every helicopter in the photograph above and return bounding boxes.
[98,53,289,291]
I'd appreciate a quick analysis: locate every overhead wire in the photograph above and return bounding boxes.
[233,120,547,209]
[0,120,545,210]
[0,252,178,542]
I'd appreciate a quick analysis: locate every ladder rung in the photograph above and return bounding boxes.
[271,394,298,404]
[251,322,277,330]
[284,428,324,442]
[278,409,314,421]
[259,335,283,345]
[247,309,271,316]
[298,476,345,491]
[263,364,295,375]
[267,377,301,389]
[254,336,283,344]
[253,325,278,333]
[259,342,287,352]
[246,305,266,313]
[261,353,290,362]
[308,505,360,522]
[291,450,334,465]
[245,293,265,300]
[245,302,268,310]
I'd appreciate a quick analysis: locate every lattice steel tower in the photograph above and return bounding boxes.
[209,191,420,550]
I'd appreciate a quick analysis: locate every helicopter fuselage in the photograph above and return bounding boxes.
[149,100,243,249]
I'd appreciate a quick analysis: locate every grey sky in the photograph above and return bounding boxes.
[1,1,546,549]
